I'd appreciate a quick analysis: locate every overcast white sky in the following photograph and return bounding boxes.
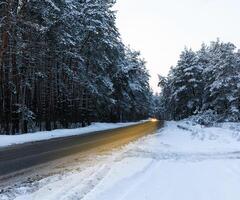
[114,0,240,92]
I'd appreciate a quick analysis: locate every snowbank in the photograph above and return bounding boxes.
[0,122,142,148]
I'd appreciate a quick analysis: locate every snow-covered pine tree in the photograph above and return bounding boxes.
[124,48,151,121]
[202,41,240,121]
[78,0,122,121]
[167,48,202,120]
[109,47,151,122]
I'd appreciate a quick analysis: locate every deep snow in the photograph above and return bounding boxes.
[1,120,240,200]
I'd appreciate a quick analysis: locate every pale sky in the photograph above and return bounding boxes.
[114,0,240,92]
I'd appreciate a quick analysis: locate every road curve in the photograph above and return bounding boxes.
[0,120,163,179]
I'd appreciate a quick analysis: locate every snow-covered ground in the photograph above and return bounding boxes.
[2,120,240,200]
[0,122,141,148]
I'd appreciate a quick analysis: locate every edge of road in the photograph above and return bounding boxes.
[0,120,159,151]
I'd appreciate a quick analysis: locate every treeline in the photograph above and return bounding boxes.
[0,0,152,135]
[158,40,240,122]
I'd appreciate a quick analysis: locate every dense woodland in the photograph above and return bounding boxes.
[158,40,240,123]
[0,0,152,135]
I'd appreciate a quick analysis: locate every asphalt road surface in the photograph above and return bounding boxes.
[0,120,162,181]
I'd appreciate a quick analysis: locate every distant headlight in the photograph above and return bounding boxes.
[150,118,158,122]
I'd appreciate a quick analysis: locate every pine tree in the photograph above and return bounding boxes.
[167,48,202,119]
[158,40,240,122]
[202,41,240,121]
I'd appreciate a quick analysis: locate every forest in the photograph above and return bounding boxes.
[0,0,153,134]
[158,40,240,124]
[2,1,239,135]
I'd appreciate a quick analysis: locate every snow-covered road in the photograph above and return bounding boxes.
[2,120,240,200]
